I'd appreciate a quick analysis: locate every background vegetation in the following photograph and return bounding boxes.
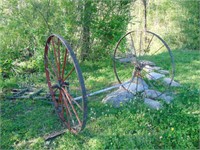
[0,0,199,149]
[0,0,199,79]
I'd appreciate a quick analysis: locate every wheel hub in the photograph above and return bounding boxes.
[51,80,69,90]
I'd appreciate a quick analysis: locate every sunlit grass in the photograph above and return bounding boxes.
[1,49,199,149]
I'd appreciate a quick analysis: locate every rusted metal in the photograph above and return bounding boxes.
[44,34,87,134]
[9,29,174,136]
[7,0,175,137]
[42,30,175,135]
[113,30,175,98]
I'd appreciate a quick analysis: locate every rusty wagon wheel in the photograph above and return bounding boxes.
[44,34,87,133]
[114,30,175,98]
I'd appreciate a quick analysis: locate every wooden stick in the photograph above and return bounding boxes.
[44,129,67,141]
[29,88,43,98]
[9,88,29,99]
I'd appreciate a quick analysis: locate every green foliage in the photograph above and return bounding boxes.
[177,1,200,50]
[0,0,199,148]
[0,77,18,91]
[137,0,200,50]
[1,0,199,79]
[1,0,132,78]
[89,0,132,60]
[1,59,14,78]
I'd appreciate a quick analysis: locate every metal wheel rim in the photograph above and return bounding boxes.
[113,30,175,98]
[44,34,87,133]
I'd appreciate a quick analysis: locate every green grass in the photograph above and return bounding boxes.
[1,49,199,149]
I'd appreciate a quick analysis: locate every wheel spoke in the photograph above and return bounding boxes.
[140,73,160,98]
[140,75,147,97]
[64,67,75,81]
[144,34,154,52]
[115,60,133,81]
[52,38,60,78]
[57,39,61,76]
[44,34,87,133]
[50,90,58,107]
[130,33,137,57]
[62,49,68,79]
[142,69,164,88]
[61,91,73,128]
[152,44,165,56]
[67,93,83,111]
[45,53,59,80]
[62,88,82,126]
[140,72,159,89]
[49,48,60,79]
[58,91,65,119]
[139,31,143,56]
[126,77,133,92]
[114,31,173,100]
[45,67,56,83]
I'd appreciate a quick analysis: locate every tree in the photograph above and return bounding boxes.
[0,0,132,78]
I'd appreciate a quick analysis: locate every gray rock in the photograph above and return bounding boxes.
[144,65,161,70]
[143,65,161,72]
[142,89,161,99]
[160,94,173,103]
[131,77,148,86]
[102,89,134,107]
[118,57,136,63]
[139,60,156,66]
[146,72,165,80]
[121,78,148,93]
[158,70,169,75]
[163,78,181,87]
[144,98,162,110]
[142,89,174,104]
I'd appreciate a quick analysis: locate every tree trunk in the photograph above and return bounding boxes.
[81,0,92,61]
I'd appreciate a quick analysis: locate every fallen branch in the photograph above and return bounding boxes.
[9,88,29,99]
[44,129,67,141]
[29,88,43,98]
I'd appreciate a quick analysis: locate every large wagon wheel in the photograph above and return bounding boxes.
[114,31,175,98]
[44,34,87,133]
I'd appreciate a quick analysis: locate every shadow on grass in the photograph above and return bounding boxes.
[1,84,199,149]
[68,94,199,149]
[1,99,65,149]
[1,49,199,149]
